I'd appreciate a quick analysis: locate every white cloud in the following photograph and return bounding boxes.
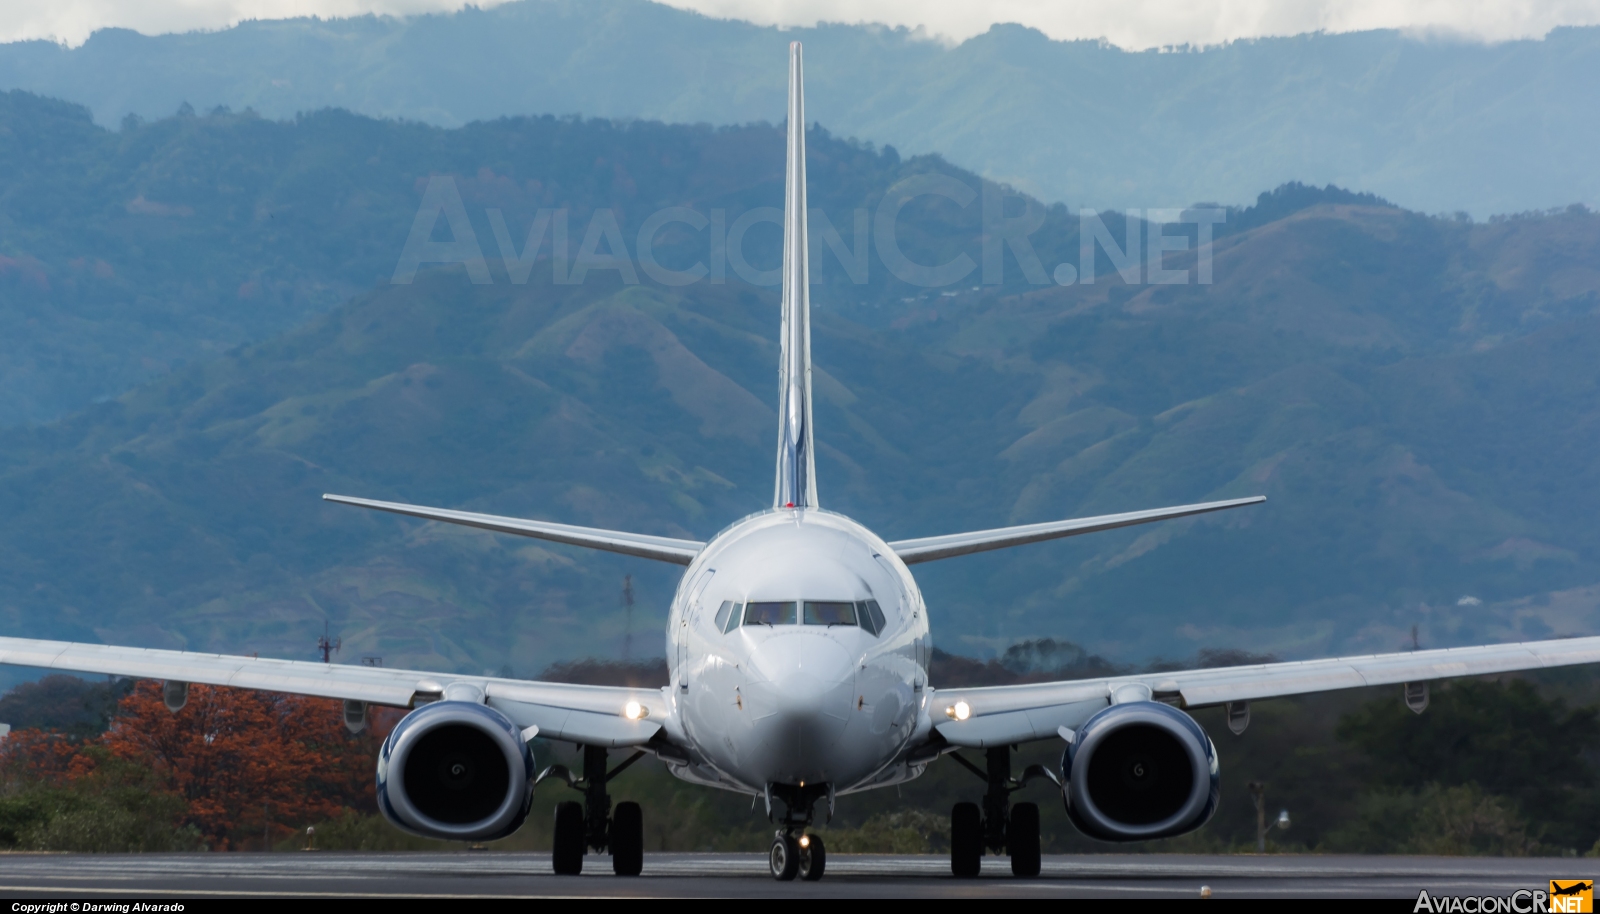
[6,0,1600,48]
[0,0,513,46]
[664,0,1600,48]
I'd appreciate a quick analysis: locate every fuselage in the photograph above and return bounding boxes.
[662,507,932,795]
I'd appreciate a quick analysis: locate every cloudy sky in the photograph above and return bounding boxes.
[6,0,1600,47]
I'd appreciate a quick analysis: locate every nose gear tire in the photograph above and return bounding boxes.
[799,834,826,881]
[611,801,644,876]
[770,833,800,881]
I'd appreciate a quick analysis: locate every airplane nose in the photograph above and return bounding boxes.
[743,633,855,782]
[750,632,854,697]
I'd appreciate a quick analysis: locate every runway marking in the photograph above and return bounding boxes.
[0,853,1570,901]
[0,882,1234,899]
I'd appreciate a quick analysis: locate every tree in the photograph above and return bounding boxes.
[101,682,382,848]
[0,675,131,738]
[1337,678,1600,849]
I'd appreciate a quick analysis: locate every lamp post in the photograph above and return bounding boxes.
[1247,781,1290,852]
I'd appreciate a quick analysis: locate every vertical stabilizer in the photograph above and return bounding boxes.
[774,41,818,510]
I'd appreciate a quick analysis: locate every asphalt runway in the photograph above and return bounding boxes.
[0,852,1588,899]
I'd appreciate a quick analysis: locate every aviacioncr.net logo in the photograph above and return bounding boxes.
[1413,883,1592,914]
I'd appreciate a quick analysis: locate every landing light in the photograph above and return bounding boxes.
[623,701,648,720]
[798,835,810,848]
[945,700,972,721]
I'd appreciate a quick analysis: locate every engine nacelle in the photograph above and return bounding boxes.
[1061,700,1219,842]
[377,701,534,841]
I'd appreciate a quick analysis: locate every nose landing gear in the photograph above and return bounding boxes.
[768,830,827,881]
[948,745,1050,878]
[764,782,831,881]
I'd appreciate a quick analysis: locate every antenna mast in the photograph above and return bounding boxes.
[622,574,635,662]
[317,622,341,664]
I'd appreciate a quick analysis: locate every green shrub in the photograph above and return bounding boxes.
[822,809,950,854]
[1324,784,1532,856]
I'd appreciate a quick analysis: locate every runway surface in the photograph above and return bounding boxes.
[0,852,1587,898]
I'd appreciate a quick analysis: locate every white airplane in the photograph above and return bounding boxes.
[4,42,1600,882]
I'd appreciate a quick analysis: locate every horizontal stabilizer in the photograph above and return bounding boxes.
[887,496,1265,565]
[323,494,704,565]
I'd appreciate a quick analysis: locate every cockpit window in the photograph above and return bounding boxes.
[743,601,796,626]
[803,601,857,626]
[863,600,887,634]
[714,600,737,632]
[855,600,880,635]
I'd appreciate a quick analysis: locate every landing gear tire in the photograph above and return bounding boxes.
[1009,801,1041,877]
[770,833,800,881]
[799,834,826,881]
[553,800,585,875]
[951,801,981,878]
[612,801,644,876]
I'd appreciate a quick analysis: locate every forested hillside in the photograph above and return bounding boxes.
[0,89,1009,425]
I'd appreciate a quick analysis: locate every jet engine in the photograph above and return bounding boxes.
[1061,700,1219,841]
[377,701,534,841]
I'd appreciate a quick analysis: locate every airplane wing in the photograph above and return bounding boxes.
[323,494,704,565]
[887,496,1265,564]
[928,634,1600,748]
[0,636,666,749]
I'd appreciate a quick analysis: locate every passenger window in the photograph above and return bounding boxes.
[723,602,744,633]
[856,601,878,636]
[713,600,734,632]
[744,601,796,626]
[804,601,856,626]
[866,600,887,633]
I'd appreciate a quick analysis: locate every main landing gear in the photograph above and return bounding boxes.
[949,745,1050,878]
[765,782,830,881]
[545,744,646,876]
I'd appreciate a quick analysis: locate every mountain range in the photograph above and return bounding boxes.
[1,0,1598,218]
[2,94,1599,674]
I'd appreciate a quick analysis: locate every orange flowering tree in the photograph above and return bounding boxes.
[0,681,394,850]
[0,728,93,788]
[100,682,387,848]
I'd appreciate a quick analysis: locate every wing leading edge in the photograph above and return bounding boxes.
[323,494,703,565]
[929,634,1600,748]
[887,495,1265,565]
[0,636,666,749]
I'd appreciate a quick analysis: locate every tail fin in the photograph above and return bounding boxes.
[774,41,818,510]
